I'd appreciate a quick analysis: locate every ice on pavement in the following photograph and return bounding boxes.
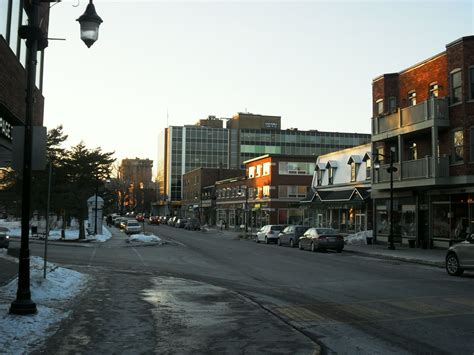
[345,230,373,245]
[0,250,89,354]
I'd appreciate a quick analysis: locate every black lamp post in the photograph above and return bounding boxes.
[77,0,103,48]
[10,0,103,315]
[374,149,397,250]
[238,184,249,233]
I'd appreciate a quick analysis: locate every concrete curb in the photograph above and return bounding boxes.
[344,249,445,268]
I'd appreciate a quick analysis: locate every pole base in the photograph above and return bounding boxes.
[10,299,37,315]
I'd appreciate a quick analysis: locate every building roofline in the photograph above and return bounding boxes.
[215,176,246,185]
[243,154,318,165]
[316,142,371,160]
[446,35,474,49]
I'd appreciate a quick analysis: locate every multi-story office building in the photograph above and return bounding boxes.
[371,35,474,248]
[0,2,49,166]
[157,113,370,215]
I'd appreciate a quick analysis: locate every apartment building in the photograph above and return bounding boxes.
[371,36,474,248]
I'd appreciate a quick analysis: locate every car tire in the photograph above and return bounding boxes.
[337,248,343,253]
[446,253,464,276]
[277,238,281,246]
[311,242,316,252]
[290,239,294,248]
[255,236,260,243]
[265,237,269,244]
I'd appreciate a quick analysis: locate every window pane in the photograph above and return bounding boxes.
[0,0,8,39]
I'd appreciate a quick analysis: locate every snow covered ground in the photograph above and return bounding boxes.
[0,249,89,353]
[345,230,373,245]
[0,219,112,243]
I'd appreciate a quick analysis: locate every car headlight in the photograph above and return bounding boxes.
[5,235,9,240]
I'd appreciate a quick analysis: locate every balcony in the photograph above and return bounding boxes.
[374,156,450,186]
[373,98,449,138]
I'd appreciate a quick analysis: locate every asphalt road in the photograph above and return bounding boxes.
[24,224,474,354]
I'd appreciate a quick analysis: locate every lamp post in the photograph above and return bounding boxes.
[374,148,397,250]
[238,184,249,233]
[10,0,103,315]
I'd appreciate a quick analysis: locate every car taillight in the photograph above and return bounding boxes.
[268,231,274,235]
[318,236,326,240]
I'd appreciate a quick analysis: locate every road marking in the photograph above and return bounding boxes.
[387,300,449,315]
[275,306,327,322]
[446,297,474,308]
[132,247,147,267]
[87,247,97,267]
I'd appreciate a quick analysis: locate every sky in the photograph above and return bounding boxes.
[43,0,474,176]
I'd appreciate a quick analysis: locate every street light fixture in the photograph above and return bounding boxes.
[77,0,103,48]
[10,0,103,315]
[373,148,397,250]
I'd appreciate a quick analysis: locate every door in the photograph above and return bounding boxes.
[418,210,429,248]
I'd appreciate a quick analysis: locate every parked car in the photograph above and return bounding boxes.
[185,218,200,230]
[277,225,309,247]
[0,227,10,249]
[175,218,187,228]
[446,235,474,276]
[299,227,344,252]
[136,214,145,222]
[168,216,177,226]
[148,216,159,225]
[125,220,142,235]
[255,225,286,244]
[119,218,130,230]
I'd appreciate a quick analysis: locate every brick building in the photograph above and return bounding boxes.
[215,154,315,229]
[181,167,244,224]
[371,35,474,248]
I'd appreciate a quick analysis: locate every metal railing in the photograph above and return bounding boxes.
[376,156,450,183]
[374,98,448,134]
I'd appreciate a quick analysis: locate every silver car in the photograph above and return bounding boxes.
[446,235,474,276]
[255,225,286,244]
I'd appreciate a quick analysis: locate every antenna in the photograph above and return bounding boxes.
[166,109,169,127]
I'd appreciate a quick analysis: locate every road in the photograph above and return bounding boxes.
[24,224,474,354]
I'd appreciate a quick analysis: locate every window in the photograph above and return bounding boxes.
[388,97,397,113]
[328,167,335,185]
[248,166,255,178]
[279,161,315,175]
[263,186,270,198]
[409,142,417,160]
[263,162,271,176]
[317,169,324,186]
[408,91,416,106]
[0,0,9,40]
[256,164,262,177]
[350,162,359,182]
[451,69,462,104]
[429,82,439,98]
[365,158,371,180]
[469,66,474,100]
[278,185,307,198]
[376,99,384,115]
[453,129,464,162]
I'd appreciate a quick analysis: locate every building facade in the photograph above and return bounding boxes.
[371,36,474,248]
[0,1,49,166]
[118,158,154,213]
[181,167,244,224]
[215,155,315,229]
[157,113,371,215]
[301,143,372,234]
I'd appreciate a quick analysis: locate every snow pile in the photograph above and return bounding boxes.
[129,234,161,243]
[0,254,89,354]
[345,230,373,245]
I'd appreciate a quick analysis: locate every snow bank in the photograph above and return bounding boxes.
[129,233,161,243]
[345,230,373,245]
[0,254,89,354]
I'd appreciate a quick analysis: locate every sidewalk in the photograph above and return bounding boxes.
[0,250,18,287]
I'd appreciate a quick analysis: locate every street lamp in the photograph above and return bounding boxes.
[238,185,249,233]
[373,148,397,250]
[77,0,103,48]
[10,0,103,315]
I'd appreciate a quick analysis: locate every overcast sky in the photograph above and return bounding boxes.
[43,0,474,175]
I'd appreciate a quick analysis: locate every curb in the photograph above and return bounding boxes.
[344,249,444,268]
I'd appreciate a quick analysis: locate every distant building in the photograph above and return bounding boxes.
[157,113,371,215]
[215,154,315,229]
[371,35,474,248]
[118,158,154,213]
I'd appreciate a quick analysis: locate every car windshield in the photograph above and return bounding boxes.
[271,226,285,231]
[316,228,337,235]
[127,222,139,227]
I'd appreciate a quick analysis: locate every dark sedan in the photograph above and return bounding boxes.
[0,226,10,249]
[277,225,308,248]
[298,227,344,253]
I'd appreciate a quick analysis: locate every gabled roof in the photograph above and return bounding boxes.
[310,187,371,203]
[315,163,326,170]
[325,160,338,169]
[362,152,372,162]
[347,155,362,164]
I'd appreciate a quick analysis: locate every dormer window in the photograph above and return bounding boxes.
[326,161,337,185]
[347,155,362,182]
[363,153,372,180]
[315,163,326,186]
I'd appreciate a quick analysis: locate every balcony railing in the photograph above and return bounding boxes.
[375,156,449,183]
[374,98,449,135]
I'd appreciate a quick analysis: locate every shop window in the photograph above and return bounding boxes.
[432,202,450,239]
[450,69,462,104]
[401,205,416,237]
[453,129,464,162]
